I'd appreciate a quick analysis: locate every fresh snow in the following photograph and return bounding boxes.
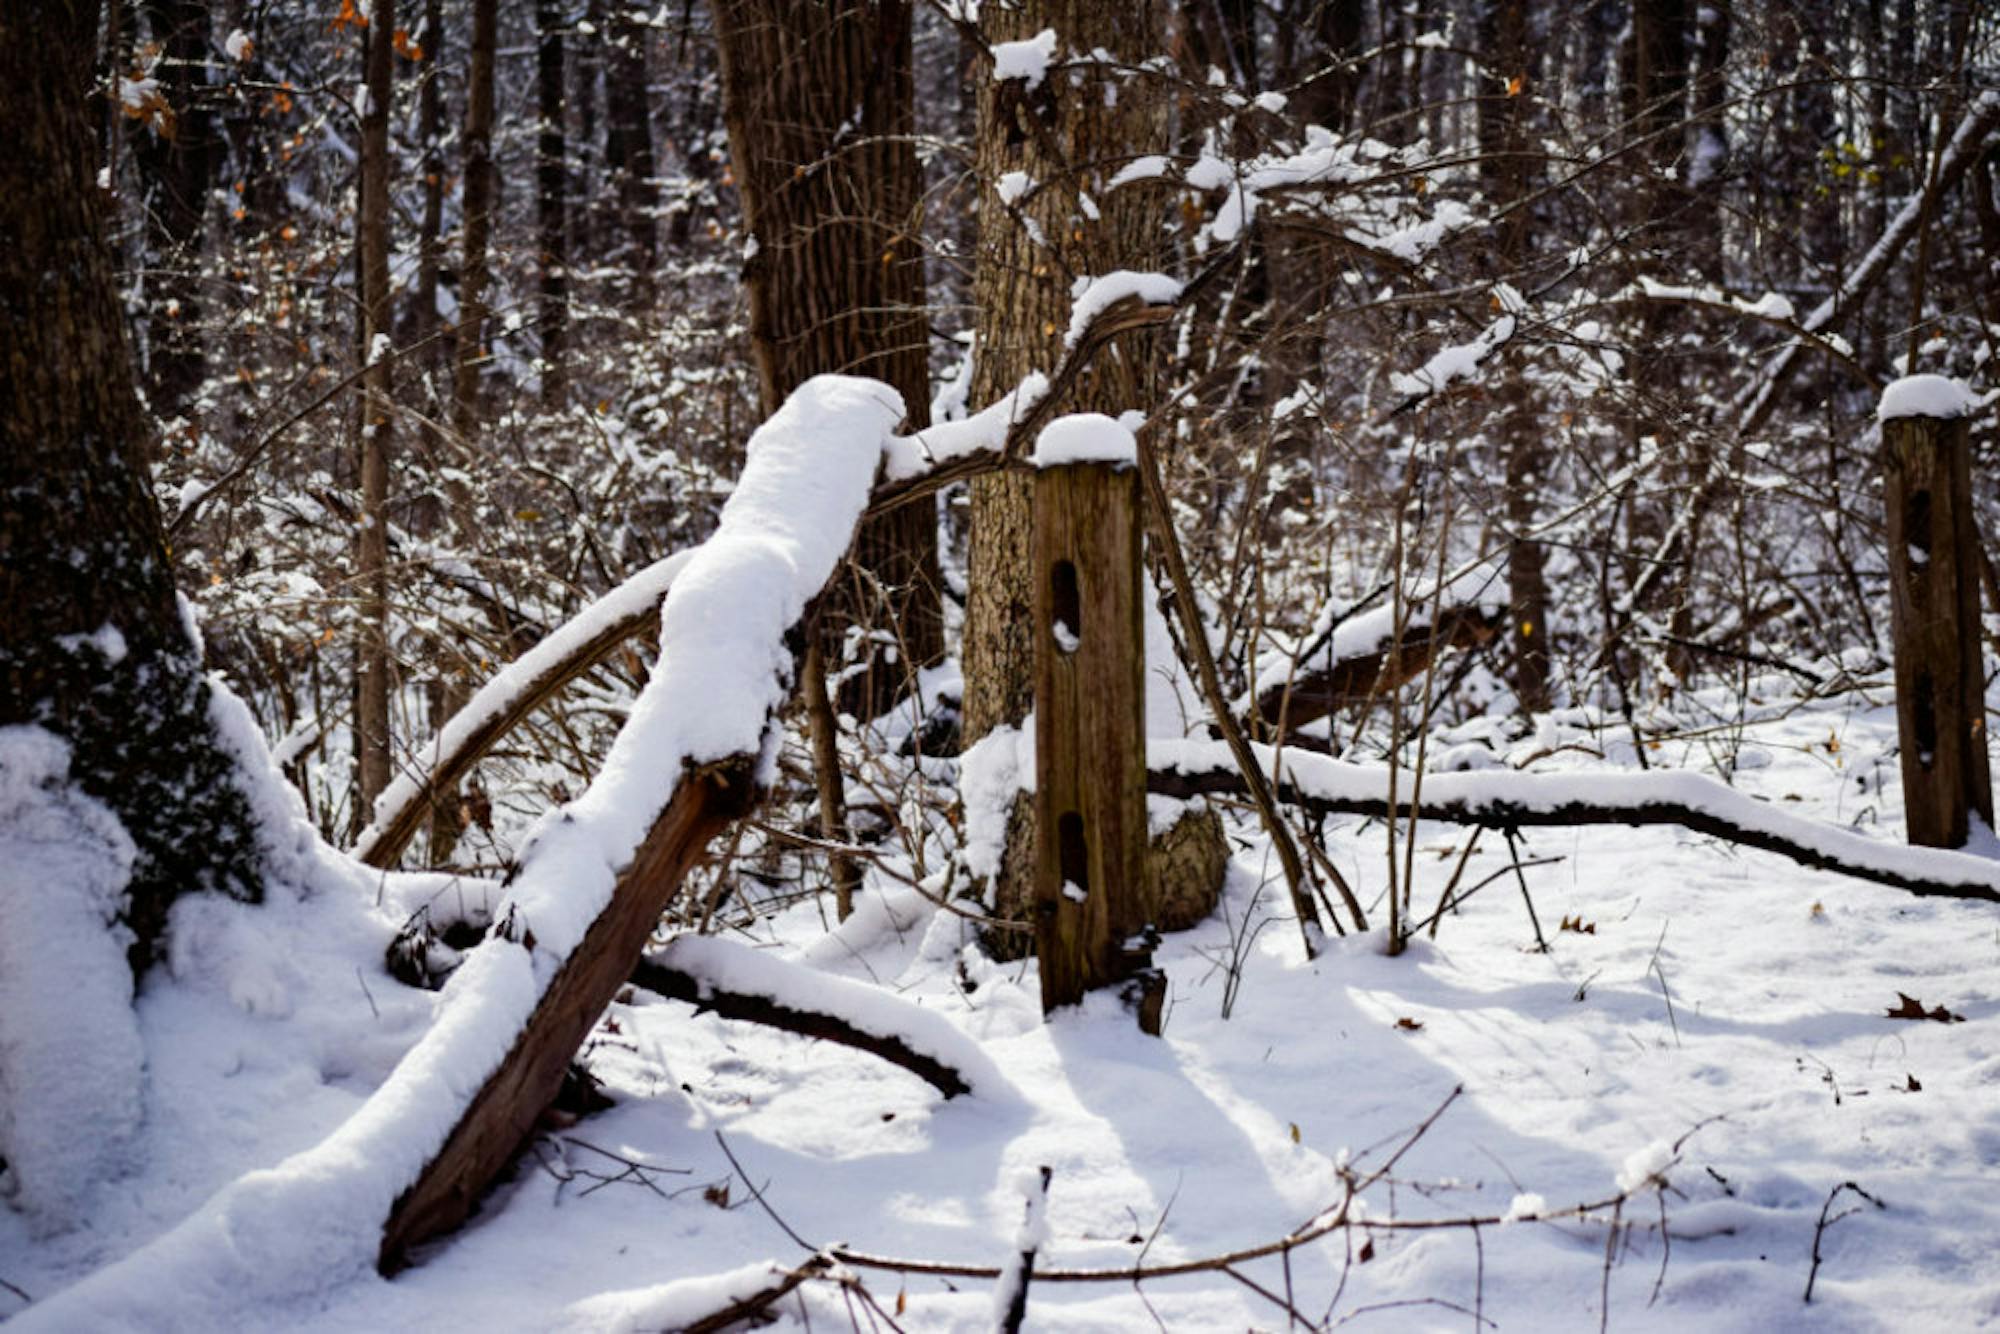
[7,681,2000,1330]
[1877,373,1981,422]
[991,29,1058,89]
[1064,270,1183,349]
[0,729,143,1235]
[1030,412,1137,469]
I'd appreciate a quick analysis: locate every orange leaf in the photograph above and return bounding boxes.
[1506,74,1525,96]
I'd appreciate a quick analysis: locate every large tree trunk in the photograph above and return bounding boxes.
[713,0,944,710]
[961,0,1223,945]
[355,0,398,828]
[0,0,261,967]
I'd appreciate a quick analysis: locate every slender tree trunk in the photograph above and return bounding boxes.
[413,0,444,386]
[605,7,658,308]
[1,0,261,967]
[1481,0,1550,712]
[714,0,943,917]
[131,0,220,418]
[453,0,496,440]
[355,0,398,828]
[536,0,569,406]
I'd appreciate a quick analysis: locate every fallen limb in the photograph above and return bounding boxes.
[1247,600,1503,731]
[1147,740,2000,905]
[631,934,1007,1100]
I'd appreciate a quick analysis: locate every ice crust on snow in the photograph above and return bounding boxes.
[1877,374,1980,421]
[1031,412,1138,469]
[0,728,143,1235]
[991,28,1058,88]
[1065,270,1183,349]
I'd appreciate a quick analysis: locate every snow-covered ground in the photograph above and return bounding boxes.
[5,683,1999,1331]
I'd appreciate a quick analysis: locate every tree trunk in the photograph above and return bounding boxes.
[713,0,944,712]
[604,7,658,309]
[355,0,398,828]
[0,0,261,968]
[1480,0,1550,712]
[962,0,1223,945]
[131,0,220,418]
[452,0,496,441]
[536,0,569,406]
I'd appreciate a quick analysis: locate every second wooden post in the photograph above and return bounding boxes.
[1880,379,1992,847]
[1032,417,1159,1031]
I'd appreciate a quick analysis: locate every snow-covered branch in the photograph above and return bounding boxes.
[1149,740,2000,905]
[631,935,1011,1100]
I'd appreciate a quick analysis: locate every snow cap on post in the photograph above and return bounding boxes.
[1032,413,1138,470]
[1877,374,1981,422]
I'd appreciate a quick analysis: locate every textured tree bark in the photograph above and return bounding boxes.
[536,0,570,406]
[963,0,1165,748]
[355,0,398,827]
[1882,414,1992,849]
[713,0,944,716]
[962,0,1223,947]
[0,0,261,966]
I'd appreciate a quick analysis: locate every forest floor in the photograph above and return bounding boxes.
[5,678,1999,1331]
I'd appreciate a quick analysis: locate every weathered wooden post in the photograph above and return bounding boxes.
[1879,376,1992,848]
[1032,414,1160,1031]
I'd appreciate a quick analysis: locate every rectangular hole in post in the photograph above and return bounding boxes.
[1913,672,1937,769]
[1058,809,1089,902]
[1051,558,1081,654]
[1905,487,1933,574]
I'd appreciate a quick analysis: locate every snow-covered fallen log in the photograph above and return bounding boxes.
[1149,740,2000,905]
[632,935,1012,1100]
[10,375,907,1328]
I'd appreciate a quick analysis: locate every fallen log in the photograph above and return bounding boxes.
[1148,739,2000,905]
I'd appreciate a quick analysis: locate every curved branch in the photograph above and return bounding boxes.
[353,550,694,868]
[631,935,997,1100]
